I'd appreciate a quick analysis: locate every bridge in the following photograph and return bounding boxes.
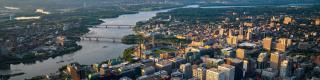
[87,24,135,29]
[80,36,122,43]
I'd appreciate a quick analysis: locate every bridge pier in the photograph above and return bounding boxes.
[96,37,99,41]
[88,38,92,41]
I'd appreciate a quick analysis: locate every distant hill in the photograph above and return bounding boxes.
[0,0,116,10]
[0,0,318,10]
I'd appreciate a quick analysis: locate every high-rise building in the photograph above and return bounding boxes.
[180,63,193,79]
[227,37,233,45]
[276,38,291,52]
[193,67,206,80]
[218,64,235,80]
[243,60,249,76]
[225,58,243,80]
[238,35,244,42]
[236,48,245,59]
[239,26,244,35]
[270,52,282,69]
[287,39,292,47]
[278,38,287,46]
[315,19,320,25]
[219,28,224,36]
[227,36,238,45]
[276,43,286,52]
[232,36,238,45]
[280,57,293,78]
[206,68,225,80]
[263,37,272,51]
[246,28,253,40]
[280,60,289,78]
[257,52,268,69]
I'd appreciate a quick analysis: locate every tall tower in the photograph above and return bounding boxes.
[263,37,272,51]
[246,28,252,41]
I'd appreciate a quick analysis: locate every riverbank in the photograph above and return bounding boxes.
[0,4,186,80]
[0,4,185,65]
[0,72,25,80]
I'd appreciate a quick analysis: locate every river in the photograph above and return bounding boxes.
[0,4,313,80]
[0,6,176,80]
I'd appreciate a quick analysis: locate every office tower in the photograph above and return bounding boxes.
[243,60,249,76]
[227,36,238,45]
[280,60,289,78]
[276,38,292,52]
[239,26,244,35]
[278,38,287,45]
[236,48,245,59]
[257,52,268,69]
[315,19,320,25]
[232,36,238,45]
[246,28,252,40]
[286,39,292,47]
[206,68,225,80]
[270,52,282,70]
[276,43,286,52]
[263,37,272,51]
[180,63,192,79]
[226,58,243,80]
[283,16,293,24]
[219,28,224,36]
[218,64,235,80]
[193,67,206,80]
[295,68,304,80]
[281,57,293,78]
[227,37,232,45]
[238,35,244,42]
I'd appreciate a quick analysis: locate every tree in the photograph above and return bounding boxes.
[123,48,135,62]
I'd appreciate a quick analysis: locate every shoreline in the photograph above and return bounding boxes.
[1,4,186,80]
